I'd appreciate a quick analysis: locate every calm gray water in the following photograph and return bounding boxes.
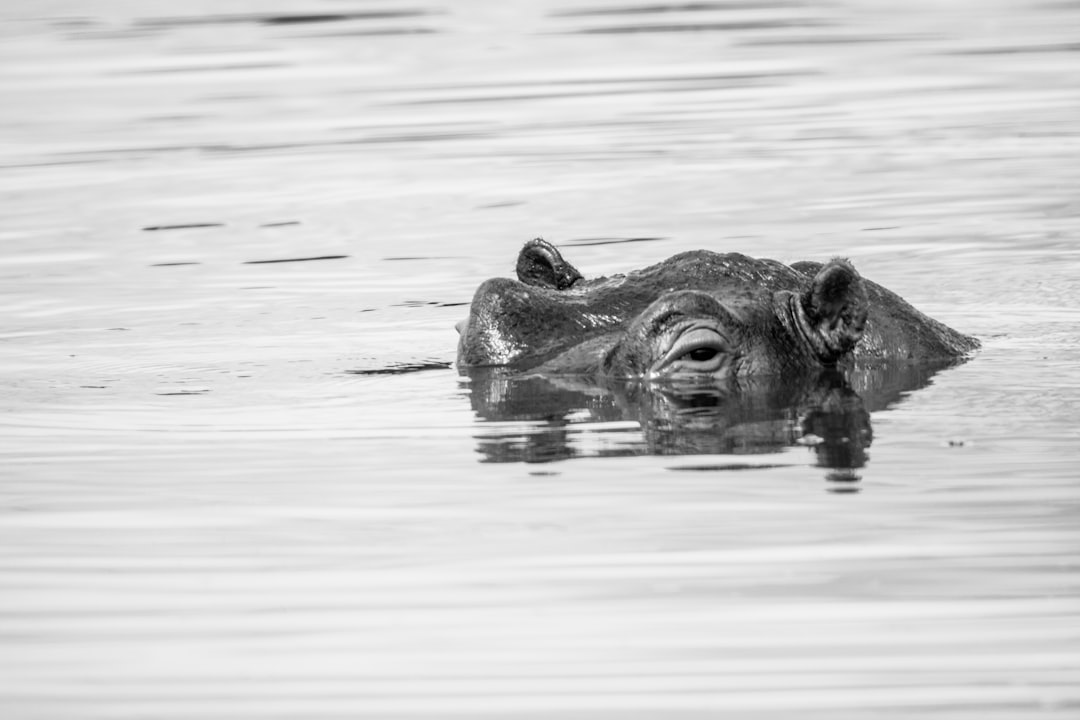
[2,0,1080,717]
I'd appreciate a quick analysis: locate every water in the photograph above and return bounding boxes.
[2,0,1080,717]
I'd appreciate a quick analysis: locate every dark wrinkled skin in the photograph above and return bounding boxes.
[457,239,979,379]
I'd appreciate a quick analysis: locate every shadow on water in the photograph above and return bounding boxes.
[463,360,964,483]
[133,11,435,29]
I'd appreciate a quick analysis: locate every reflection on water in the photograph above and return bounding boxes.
[3,0,1080,717]
[465,361,958,479]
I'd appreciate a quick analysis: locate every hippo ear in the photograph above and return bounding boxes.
[516,238,583,290]
[800,258,868,361]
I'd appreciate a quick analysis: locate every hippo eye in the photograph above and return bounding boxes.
[686,347,718,362]
[660,327,730,375]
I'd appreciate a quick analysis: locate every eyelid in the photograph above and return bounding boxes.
[661,326,729,368]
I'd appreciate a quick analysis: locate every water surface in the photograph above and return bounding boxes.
[2,0,1080,717]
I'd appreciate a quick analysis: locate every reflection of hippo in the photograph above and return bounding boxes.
[457,239,979,377]
[464,361,952,474]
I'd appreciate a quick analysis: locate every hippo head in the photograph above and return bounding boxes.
[457,239,978,380]
[598,269,868,380]
[457,239,889,380]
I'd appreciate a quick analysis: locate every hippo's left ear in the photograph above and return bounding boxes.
[799,259,868,362]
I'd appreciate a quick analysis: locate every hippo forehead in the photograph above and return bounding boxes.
[607,250,801,293]
[528,250,805,317]
[492,251,801,334]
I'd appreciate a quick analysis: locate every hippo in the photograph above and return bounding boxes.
[457,239,979,379]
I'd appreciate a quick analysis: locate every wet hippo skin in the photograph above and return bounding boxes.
[457,239,979,379]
